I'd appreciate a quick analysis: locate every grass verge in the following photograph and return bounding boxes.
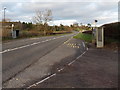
[73,33,92,43]
[2,32,72,42]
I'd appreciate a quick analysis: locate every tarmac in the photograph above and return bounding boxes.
[3,38,86,88]
[31,43,118,88]
[3,38,118,89]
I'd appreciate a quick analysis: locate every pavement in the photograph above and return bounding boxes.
[29,44,118,88]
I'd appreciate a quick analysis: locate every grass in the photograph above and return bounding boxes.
[73,33,92,43]
[74,33,119,51]
[2,31,72,42]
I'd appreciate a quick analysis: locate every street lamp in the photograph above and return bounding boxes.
[4,7,6,22]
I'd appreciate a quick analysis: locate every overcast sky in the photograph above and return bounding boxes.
[0,0,119,26]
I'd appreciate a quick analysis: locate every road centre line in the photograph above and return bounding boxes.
[1,35,71,54]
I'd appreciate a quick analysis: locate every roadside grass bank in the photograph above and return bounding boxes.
[73,33,92,43]
[74,33,119,51]
[2,31,72,43]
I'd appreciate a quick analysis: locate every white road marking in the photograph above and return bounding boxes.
[53,38,56,39]
[27,48,87,88]
[68,51,87,66]
[82,42,85,48]
[36,73,56,85]
[44,39,48,42]
[27,67,65,89]
[48,39,51,41]
[30,42,39,46]
[58,68,64,72]
[68,60,76,66]
[27,84,36,88]
[27,73,56,89]
[63,38,72,45]
[30,38,38,40]
[87,47,89,51]
[2,35,72,54]
[41,41,46,43]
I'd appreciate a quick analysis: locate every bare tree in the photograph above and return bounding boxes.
[33,10,43,24]
[43,9,52,24]
[43,9,52,35]
[33,9,52,24]
[33,9,52,35]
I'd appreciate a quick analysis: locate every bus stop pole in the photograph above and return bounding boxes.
[92,20,97,46]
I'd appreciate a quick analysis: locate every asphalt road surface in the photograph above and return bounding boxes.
[2,32,78,83]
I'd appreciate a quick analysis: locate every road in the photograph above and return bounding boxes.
[31,48,118,88]
[2,32,118,88]
[2,32,80,84]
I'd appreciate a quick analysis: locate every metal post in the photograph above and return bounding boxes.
[92,20,98,45]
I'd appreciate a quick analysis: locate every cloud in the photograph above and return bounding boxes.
[1,0,119,2]
[1,1,118,26]
[48,19,78,26]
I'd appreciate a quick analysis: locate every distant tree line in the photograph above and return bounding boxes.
[22,22,33,30]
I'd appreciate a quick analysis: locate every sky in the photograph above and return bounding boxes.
[0,0,119,26]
